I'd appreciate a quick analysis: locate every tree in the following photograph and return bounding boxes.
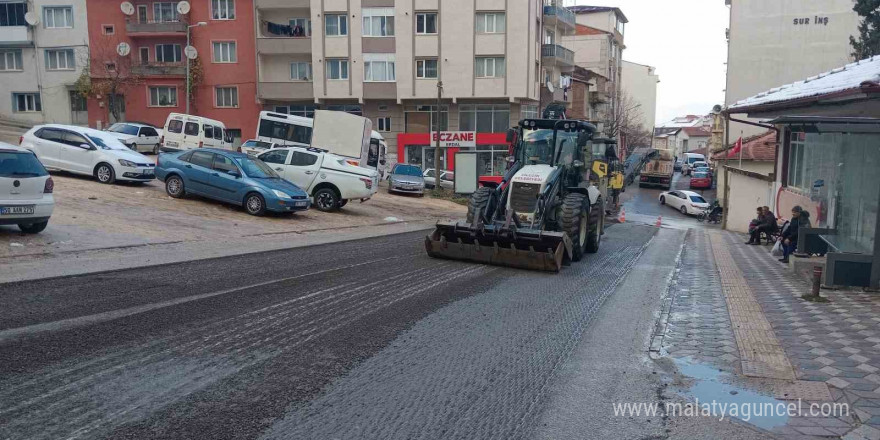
[79,39,143,123]
[605,92,652,154]
[850,0,880,59]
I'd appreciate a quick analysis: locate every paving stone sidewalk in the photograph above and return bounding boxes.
[659,229,880,439]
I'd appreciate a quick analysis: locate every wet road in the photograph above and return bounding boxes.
[620,171,718,229]
[0,224,656,440]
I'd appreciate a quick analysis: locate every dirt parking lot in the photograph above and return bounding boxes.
[0,171,465,258]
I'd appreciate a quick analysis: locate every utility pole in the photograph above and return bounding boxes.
[433,81,443,193]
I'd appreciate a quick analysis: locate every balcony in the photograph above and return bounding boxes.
[0,25,33,47]
[132,63,185,77]
[541,86,571,108]
[543,3,576,35]
[541,44,575,70]
[258,81,314,100]
[589,91,610,104]
[257,37,311,55]
[256,0,309,8]
[125,20,187,37]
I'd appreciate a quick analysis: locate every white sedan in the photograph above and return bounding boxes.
[659,190,710,215]
[105,122,162,154]
[21,124,156,184]
[0,142,54,233]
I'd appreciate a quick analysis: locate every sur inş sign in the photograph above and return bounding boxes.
[794,16,830,26]
[430,131,477,148]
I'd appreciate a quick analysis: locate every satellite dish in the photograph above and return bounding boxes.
[176,1,190,14]
[24,11,38,26]
[120,2,135,15]
[184,45,198,60]
[546,80,555,93]
[116,42,131,57]
[712,104,723,113]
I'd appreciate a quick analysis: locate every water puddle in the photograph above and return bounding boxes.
[673,357,789,430]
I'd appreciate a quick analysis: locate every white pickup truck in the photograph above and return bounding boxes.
[258,146,379,212]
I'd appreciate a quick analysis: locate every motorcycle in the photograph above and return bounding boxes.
[697,201,723,224]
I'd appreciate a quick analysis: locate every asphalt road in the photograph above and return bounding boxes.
[0,223,658,440]
[620,171,718,229]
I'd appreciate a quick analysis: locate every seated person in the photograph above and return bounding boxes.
[746,207,763,244]
[779,206,811,263]
[746,206,776,244]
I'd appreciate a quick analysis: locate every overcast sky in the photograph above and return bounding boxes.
[574,0,730,124]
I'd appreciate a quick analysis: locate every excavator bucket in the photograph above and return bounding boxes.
[425,222,572,272]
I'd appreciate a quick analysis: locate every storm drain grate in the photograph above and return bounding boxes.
[772,380,834,401]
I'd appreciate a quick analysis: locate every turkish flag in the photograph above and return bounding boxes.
[727,137,743,158]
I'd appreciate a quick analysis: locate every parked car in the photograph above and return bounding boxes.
[20,124,156,184]
[155,148,310,216]
[423,168,455,190]
[239,139,280,156]
[689,171,712,189]
[0,142,54,233]
[105,122,162,154]
[257,146,379,212]
[161,113,232,152]
[673,159,683,172]
[682,153,707,176]
[388,164,425,196]
[658,190,710,215]
[693,166,712,178]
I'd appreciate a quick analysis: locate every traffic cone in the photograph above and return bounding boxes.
[656,216,662,227]
[618,207,626,223]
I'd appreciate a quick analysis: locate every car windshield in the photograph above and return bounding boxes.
[693,172,708,178]
[393,165,422,176]
[521,129,555,165]
[87,134,125,150]
[109,124,139,135]
[0,151,48,177]
[245,141,272,149]
[690,195,707,203]
[236,157,279,179]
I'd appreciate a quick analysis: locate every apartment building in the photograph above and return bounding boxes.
[725,0,860,137]
[0,0,90,125]
[85,0,261,144]
[621,60,658,134]
[254,0,575,174]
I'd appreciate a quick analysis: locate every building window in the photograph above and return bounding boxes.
[364,55,395,82]
[0,2,27,26]
[211,0,235,20]
[404,105,447,132]
[324,14,347,36]
[416,59,437,79]
[69,90,86,111]
[476,145,509,177]
[363,7,394,37]
[459,104,510,133]
[45,49,75,70]
[43,6,73,28]
[475,57,505,78]
[290,62,312,81]
[212,41,237,63]
[520,104,538,120]
[377,117,391,132]
[139,47,149,63]
[289,18,310,36]
[105,62,116,72]
[155,44,181,63]
[326,59,349,80]
[102,24,114,35]
[149,86,177,107]
[13,93,41,112]
[215,86,238,107]
[153,2,179,22]
[0,50,23,71]
[416,12,437,34]
[325,104,361,115]
[475,12,505,33]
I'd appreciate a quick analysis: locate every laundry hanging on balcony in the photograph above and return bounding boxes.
[264,20,292,36]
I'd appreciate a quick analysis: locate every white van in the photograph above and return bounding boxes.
[161,113,232,152]
[682,152,707,175]
[255,111,388,176]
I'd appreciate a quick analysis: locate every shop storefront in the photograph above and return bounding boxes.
[397,132,509,185]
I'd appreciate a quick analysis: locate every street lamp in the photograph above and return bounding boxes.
[185,21,207,114]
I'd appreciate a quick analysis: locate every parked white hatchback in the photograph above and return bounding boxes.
[0,142,54,233]
[21,124,156,184]
[105,122,162,155]
[659,189,710,216]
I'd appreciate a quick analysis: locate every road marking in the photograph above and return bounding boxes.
[0,254,410,344]
[709,232,796,380]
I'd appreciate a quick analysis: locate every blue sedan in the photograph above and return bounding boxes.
[155,148,310,216]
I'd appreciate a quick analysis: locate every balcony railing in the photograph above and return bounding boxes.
[131,63,186,77]
[541,44,574,66]
[543,3,576,31]
[125,20,187,35]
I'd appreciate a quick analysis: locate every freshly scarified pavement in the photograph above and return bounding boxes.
[0,224,656,440]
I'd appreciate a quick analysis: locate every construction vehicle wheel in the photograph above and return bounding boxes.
[466,186,494,224]
[586,197,602,254]
[562,193,588,262]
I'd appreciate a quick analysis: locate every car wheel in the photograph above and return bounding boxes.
[153,144,160,155]
[18,220,48,234]
[313,188,339,212]
[244,192,266,216]
[680,205,688,215]
[659,196,665,205]
[165,175,185,198]
[95,163,116,184]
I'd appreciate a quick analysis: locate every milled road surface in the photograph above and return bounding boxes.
[0,224,655,440]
